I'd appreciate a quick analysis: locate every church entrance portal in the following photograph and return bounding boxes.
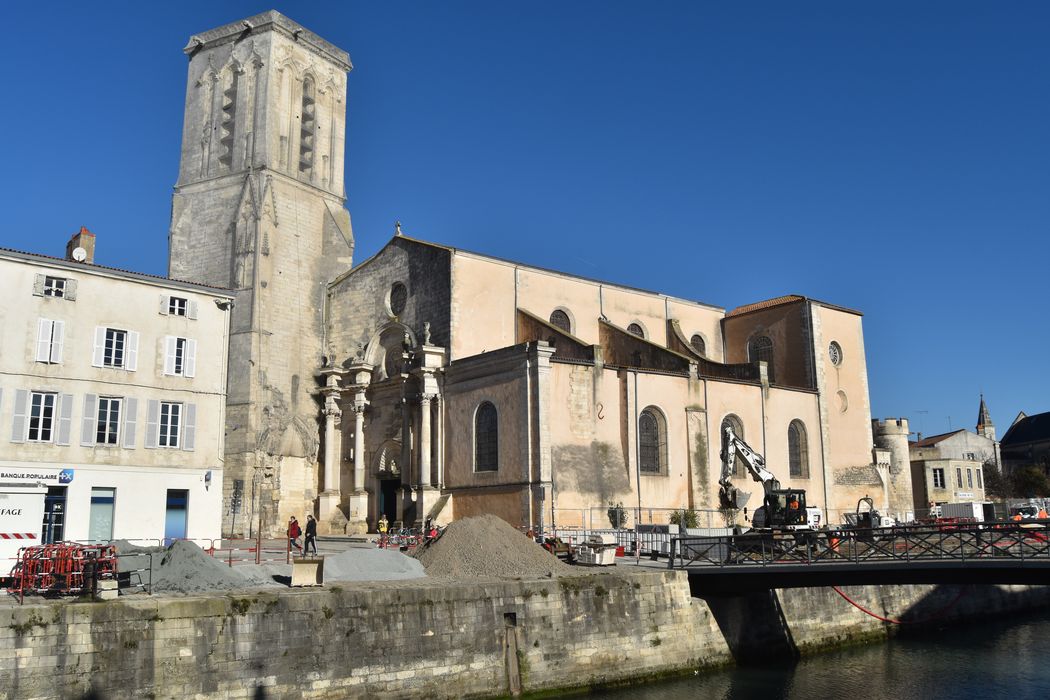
[379,479,399,524]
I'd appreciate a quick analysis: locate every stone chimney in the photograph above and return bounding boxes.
[65,226,95,264]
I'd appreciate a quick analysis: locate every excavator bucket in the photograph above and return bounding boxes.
[718,484,751,511]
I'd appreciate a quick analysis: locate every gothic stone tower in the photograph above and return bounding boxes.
[168,11,354,535]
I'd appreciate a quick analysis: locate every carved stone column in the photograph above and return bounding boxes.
[344,360,373,535]
[318,366,349,535]
[412,337,447,527]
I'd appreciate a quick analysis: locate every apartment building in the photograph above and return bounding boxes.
[0,230,232,546]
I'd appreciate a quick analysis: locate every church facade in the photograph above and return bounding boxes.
[169,12,902,535]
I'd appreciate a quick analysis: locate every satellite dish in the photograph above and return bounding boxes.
[72,247,87,262]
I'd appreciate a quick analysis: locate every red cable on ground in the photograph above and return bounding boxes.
[831,585,967,625]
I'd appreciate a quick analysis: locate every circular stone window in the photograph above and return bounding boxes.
[388,282,408,316]
[627,323,645,338]
[829,341,843,366]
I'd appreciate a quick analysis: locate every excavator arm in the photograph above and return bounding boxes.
[718,425,782,510]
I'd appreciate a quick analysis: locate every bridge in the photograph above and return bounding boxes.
[666,521,1050,594]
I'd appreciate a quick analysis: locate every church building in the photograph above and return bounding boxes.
[169,12,901,536]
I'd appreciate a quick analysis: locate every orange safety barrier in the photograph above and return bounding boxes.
[7,542,117,600]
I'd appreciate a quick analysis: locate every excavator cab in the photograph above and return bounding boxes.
[756,489,808,529]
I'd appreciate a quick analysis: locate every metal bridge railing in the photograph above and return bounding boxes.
[669,521,1050,570]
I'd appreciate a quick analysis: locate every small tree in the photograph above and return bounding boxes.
[1012,466,1050,498]
[670,509,699,529]
[607,502,628,529]
[982,459,1012,499]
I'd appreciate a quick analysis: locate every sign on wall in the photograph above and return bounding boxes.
[0,467,74,485]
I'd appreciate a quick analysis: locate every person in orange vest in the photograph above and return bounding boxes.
[1012,512,1024,522]
[1038,508,1048,519]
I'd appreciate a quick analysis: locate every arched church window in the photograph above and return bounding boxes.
[549,309,571,334]
[690,334,706,356]
[475,402,499,472]
[627,323,645,339]
[219,70,240,170]
[721,414,745,477]
[639,407,667,474]
[384,344,403,379]
[299,77,316,176]
[748,335,775,383]
[789,420,809,478]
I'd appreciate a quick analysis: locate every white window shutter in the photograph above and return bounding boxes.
[145,399,160,449]
[51,321,64,364]
[188,300,199,320]
[182,403,197,452]
[33,275,45,296]
[81,394,98,447]
[11,389,27,443]
[126,331,139,371]
[184,339,197,378]
[163,336,176,376]
[123,397,138,449]
[36,319,53,363]
[92,327,106,367]
[65,280,77,301]
[159,295,169,315]
[56,394,73,446]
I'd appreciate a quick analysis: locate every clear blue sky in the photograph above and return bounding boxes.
[1,2,1047,439]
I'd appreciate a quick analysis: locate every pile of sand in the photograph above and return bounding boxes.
[411,514,572,580]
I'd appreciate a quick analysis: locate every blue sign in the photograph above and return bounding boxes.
[58,469,74,484]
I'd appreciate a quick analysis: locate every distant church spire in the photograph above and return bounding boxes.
[977,394,995,441]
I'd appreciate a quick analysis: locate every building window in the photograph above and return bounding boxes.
[976,469,983,489]
[164,337,197,377]
[35,319,64,364]
[219,69,239,169]
[96,397,122,446]
[828,341,843,366]
[967,469,974,489]
[956,467,963,488]
[721,414,745,477]
[168,297,188,316]
[788,420,809,478]
[104,329,126,368]
[549,309,571,334]
[43,276,67,298]
[748,335,774,382]
[27,392,57,442]
[474,401,498,472]
[159,402,182,448]
[389,282,408,316]
[299,76,316,176]
[639,407,667,475]
[933,468,945,489]
[690,334,706,356]
[627,323,645,338]
[93,327,138,371]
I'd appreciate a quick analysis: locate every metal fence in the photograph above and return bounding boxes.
[669,521,1050,569]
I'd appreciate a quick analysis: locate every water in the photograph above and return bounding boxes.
[594,610,1050,700]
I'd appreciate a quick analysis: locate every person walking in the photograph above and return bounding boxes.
[288,516,302,553]
[304,514,318,555]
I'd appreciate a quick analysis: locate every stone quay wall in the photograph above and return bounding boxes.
[2,572,1048,699]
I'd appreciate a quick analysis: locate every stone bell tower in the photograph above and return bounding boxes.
[168,11,355,535]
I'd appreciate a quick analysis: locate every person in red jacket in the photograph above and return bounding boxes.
[288,516,302,552]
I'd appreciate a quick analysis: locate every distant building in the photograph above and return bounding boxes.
[906,396,999,513]
[0,230,232,545]
[1001,411,1050,473]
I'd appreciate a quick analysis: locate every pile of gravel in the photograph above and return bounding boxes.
[112,540,425,594]
[115,540,280,594]
[411,514,571,580]
[324,546,426,581]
